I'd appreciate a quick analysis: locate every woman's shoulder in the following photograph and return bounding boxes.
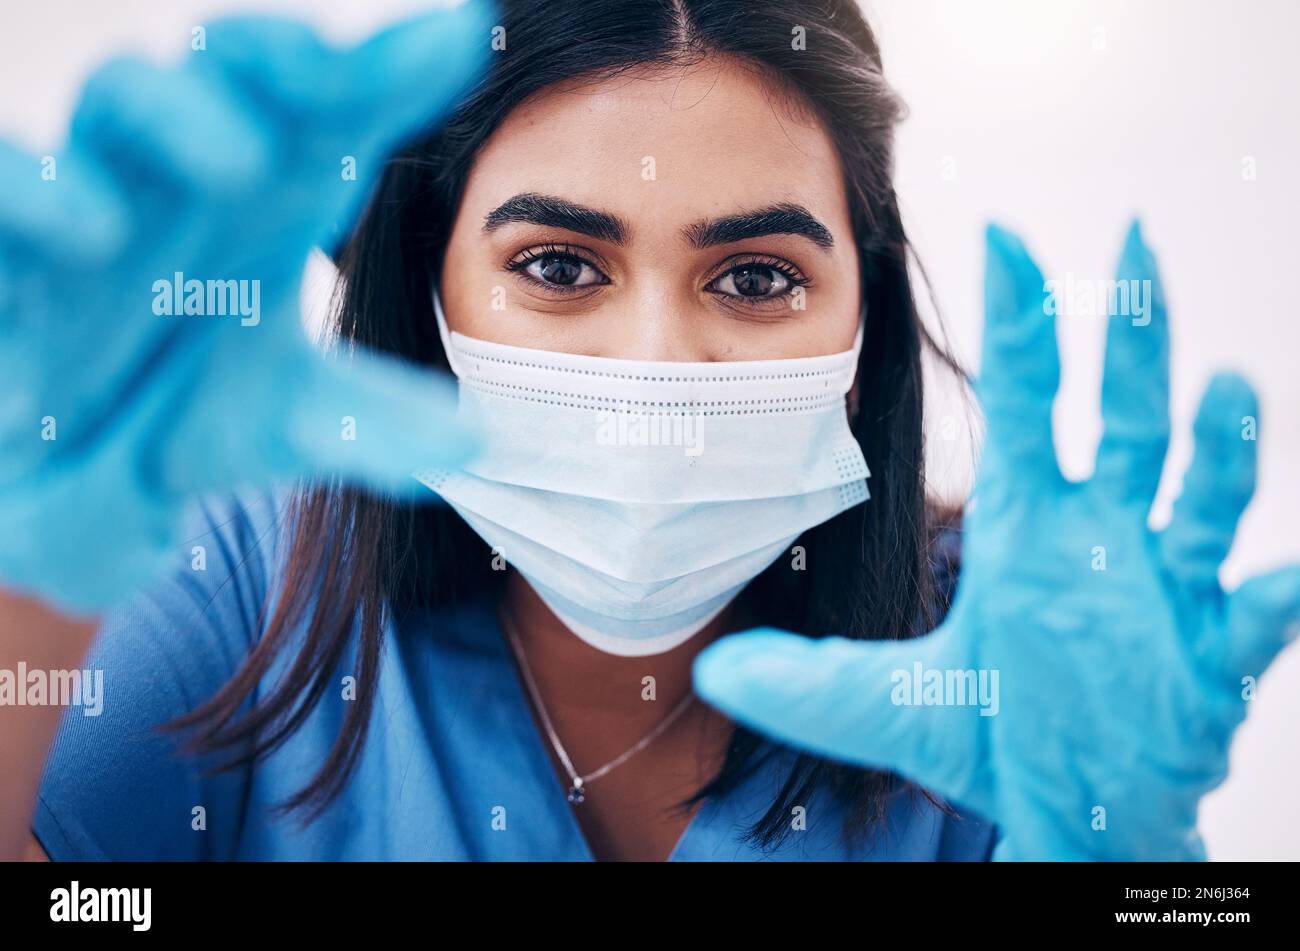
[169,485,298,599]
[33,486,299,861]
[93,486,297,662]
[181,485,293,562]
[927,502,965,623]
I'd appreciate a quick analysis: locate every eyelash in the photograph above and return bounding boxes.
[504,243,607,295]
[504,244,812,305]
[705,254,812,304]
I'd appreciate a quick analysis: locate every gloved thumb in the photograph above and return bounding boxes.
[276,344,479,497]
[692,624,990,814]
[202,0,496,149]
[1225,564,1300,679]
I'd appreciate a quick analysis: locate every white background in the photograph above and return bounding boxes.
[2,0,1296,858]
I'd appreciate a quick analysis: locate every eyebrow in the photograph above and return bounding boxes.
[482,193,834,250]
[684,203,835,250]
[483,192,628,244]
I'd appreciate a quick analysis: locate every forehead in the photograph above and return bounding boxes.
[460,56,852,239]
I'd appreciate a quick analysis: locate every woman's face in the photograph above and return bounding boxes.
[440,56,861,361]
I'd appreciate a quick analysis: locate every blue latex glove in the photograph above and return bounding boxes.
[694,221,1300,860]
[0,2,496,614]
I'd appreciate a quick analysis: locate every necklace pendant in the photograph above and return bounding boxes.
[567,779,586,805]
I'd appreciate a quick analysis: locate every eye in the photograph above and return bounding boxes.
[506,244,609,291]
[705,256,810,302]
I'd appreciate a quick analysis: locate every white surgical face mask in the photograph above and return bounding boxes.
[414,292,870,656]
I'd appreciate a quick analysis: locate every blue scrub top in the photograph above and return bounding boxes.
[33,492,997,861]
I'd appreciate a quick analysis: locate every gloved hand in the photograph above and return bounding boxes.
[0,2,496,614]
[694,221,1300,860]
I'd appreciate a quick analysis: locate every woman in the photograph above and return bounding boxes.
[1,0,1295,862]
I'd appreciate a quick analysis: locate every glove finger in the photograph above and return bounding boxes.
[692,626,992,813]
[1094,219,1171,506]
[976,224,1063,491]
[67,57,271,197]
[274,345,480,496]
[1159,373,1258,592]
[202,0,493,153]
[1224,565,1300,679]
[0,139,127,269]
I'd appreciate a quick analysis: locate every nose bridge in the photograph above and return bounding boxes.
[608,287,711,362]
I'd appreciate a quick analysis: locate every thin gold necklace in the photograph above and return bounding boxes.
[500,607,696,805]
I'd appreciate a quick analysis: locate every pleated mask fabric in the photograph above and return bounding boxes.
[414,292,870,656]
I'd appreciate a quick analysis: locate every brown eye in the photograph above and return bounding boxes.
[732,265,781,297]
[507,246,609,290]
[536,255,584,286]
[707,263,797,299]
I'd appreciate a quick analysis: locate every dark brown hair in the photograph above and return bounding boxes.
[170,0,965,848]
